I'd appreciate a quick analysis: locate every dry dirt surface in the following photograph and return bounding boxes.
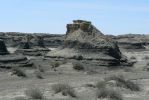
[0,47,149,100]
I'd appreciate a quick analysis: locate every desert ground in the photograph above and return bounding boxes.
[0,45,149,100]
[0,20,149,100]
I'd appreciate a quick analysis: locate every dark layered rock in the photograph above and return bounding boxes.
[0,54,32,68]
[36,36,45,48]
[16,48,50,56]
[111,34,146,50]
[22,42,31,49]
[0,32,64,48]
[15,35,50,56]
[0,39,9,55]
[0,40,32,69]
[47,20,129,66]
[118,42,145,50]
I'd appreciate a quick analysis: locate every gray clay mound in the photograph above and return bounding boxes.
[47,20,130,66]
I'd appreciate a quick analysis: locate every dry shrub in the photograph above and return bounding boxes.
[62,87,76,97]
[51,61,60,68]
[85,83,95,88]
[35,70,44,79]
[51,83,76,97]
[105,75,140,91]
[62,59,67,64]
[96,81,107,89]
[11,67,27,77]
[25,88,44,99]
[72,62,84,71]
[130,56,136,59]
[143,63,149,71]
[37,65,45,72]
[14,96,27,100]
[147,62,149,66]
[96,88,123,100]
[72,55,83,60]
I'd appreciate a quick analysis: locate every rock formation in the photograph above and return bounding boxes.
[0,39,32,68]
[0,39,9,55]
[110,34,146,50]
[118,42,145,50]
[36,35,45,48]
[66,20,103,41]
[47,20,129,66]
[0,54,32,68]
[16,35,50,56]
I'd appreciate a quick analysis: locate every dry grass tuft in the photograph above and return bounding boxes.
[11,67,27,77]
[72,62,84,71]
[105,75,140,91]
[96,81,107,89]
[96,88,123,100]
[35,70,44,79]
[51,61,60,68]
[51,83,76,97]
[37,65,45,72]
[130,56,136,60]
[25,88,44,99]
[14,96,27,100]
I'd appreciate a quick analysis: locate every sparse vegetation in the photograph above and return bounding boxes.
[11,67,27,77]
[96,88,123,100]
[143,63,149,71]
[25,88,44,99]
[73,55,83,60]
[62,59,67,64]
[143,56,149,60]
[14,96,27,100]
[51,83,70,93]
[51,83,76,97]
[51,61,60,68]
[130,56,136,59]
[147,62,149,66]
[37,65,45,72]
[85,83,95,88]
[35,70,44,79]
[96,81,107,89]
[105,75,140,91]
[62,86,76,97]
[124,67,133,72]
[72,62,84,71]
[1,21,148,100]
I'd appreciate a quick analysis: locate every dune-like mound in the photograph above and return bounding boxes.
[47,20,129,66]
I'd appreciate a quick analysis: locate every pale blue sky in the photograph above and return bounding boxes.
[0,0,149,35]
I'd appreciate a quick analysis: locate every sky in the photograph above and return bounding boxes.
[0,0,149,35]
